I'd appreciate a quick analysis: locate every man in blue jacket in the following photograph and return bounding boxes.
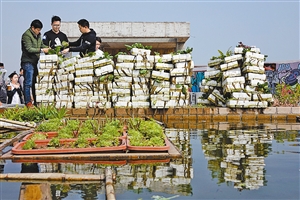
[61,19,96,57]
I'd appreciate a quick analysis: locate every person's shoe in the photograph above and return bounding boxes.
[26,102,34,108]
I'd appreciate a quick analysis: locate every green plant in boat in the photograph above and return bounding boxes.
[30,133,47,140]
[36,118,63,132]
[75,137,89,148]
[22,139,36,150]
[48,138,60,148]
[128,118,165,146]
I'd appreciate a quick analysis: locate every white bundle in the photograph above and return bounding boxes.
[94,65,114,76]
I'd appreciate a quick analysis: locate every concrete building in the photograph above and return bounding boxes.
[61,21,190,56]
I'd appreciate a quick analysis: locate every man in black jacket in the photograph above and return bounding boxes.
[43,15,68,49]
[61,19,96,57]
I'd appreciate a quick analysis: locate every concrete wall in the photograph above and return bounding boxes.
[61,21,190,53]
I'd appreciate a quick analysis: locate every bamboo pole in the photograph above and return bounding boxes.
[0,173,103,181]
[105,167,116,200]
[0,129,34,153]
[0,118,36,128]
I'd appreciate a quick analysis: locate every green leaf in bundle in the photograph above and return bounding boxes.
[125,44,133,51]
[114,52,127,58]
[144,45,152,50]
[62,41,69,48]
[99,75,106,82]
[182,86,187,95]
[108,74,114,81]
[139,69,148,76]
[175,84,182,89]
[48,49,57,55]
[218,50,225,59]
[103,52,113,60]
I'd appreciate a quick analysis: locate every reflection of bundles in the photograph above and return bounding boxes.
[0,69,7,86]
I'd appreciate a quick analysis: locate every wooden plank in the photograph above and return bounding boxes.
[0,129,34,153]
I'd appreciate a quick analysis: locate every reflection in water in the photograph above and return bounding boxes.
[3,124,298,199]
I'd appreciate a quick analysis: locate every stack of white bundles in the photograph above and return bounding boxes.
[77,54,99,64]
[166,99,189,107]
[39,55,58,69]
[172,54,192,63]
[150,79,170,109]
[75,69,94,77]
[114,53,133,98]
[74,76,94,85]
[170,67,189,76]
[223,82,245,94]
[224,54,243,63]
[252,93,273,102]
[75,62,93,70]
[115,62,134,70]
[242,65,265,74]
[222,76,245,86]
[234,47,244,54]
[170,76,191,85]
[212,89,226,104]
[94,58,114,68]
[152,70,170,80]
[207,94,225,107]
[245,73,266,81]
[55,73,75,82]
[231,92,252,101]
[55,94,74,109]
[161,54,173,63]
[208,58,222,68]
[155,63,174,70]
[117,55,135,63]
[150,100,169,109]
[73,95,94,108]
[204,69,221,79]
[248,79,265,87]
[200,85,212,93]
[130,48,151,56]
[167,59,194,107]
[88,95,111,109]
[94,64,114,76]
[245,52,265,61]
[132,83,149,99]
[132,101,150,108]
[111,84,131,107]
[37,55,59,105]
[199,44,273,108]
[201,79,221,87]
[220,61,239,71]
[59,56,77,68]
[222,67,241,79]
[132,70,151,78]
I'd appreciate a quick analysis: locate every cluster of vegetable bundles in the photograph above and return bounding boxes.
[199,42,273,108]
[36,43,194,109]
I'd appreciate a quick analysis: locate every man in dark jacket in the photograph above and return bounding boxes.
[43,15,68,49]
[61,19,96,57]
[21,19,49,107]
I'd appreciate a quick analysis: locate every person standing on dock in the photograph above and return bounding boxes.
[21,19,50,107]
[0,62,7,104]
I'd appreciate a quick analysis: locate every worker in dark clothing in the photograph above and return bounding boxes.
[43,15,68,49]
[61,19,96,57]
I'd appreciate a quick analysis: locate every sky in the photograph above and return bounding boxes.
[0,0,299,75]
